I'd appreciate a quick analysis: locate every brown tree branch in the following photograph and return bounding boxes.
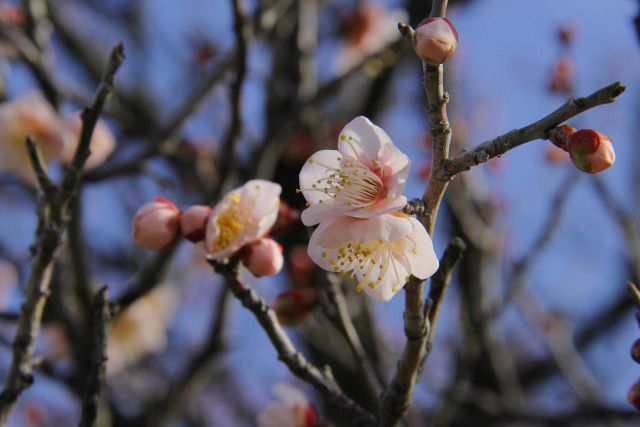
[210,258,376,426]
[0,44,124,423]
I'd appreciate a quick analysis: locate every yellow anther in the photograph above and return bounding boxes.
[357,283,364,292]
[392,286,399,293]
[413,248,418,254]
[321,252,328,258]
[308,158,314,163]
[340,135,346,140]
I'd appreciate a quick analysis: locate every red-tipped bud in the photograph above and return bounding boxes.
[242,238,284,277]
[567,129,615,174]
[269,200,300,236]
[179,205,212,242]
[629,378,640,411]
[132,197,180,250]
[272,289,320,327]
[412,17,458,65]
[632,339,640,364]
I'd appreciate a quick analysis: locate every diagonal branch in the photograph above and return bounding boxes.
[210,258,376,426]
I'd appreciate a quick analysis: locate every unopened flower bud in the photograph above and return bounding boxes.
[242,238,284,277]
[632,339,640,364]
[567,129,615,174]
[412,17,458,65]
[180,205,212,242]
[629,377,640,411]
[132,197,180,250]
[269,200,300,237]
[272,289,320,327]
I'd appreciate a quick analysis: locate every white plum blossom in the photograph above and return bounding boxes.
[298,116,410,226]
[204,180,282,260]
[308,213,438,301]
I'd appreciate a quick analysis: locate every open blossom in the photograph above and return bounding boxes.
[132,197,181,250]
[204,180,282,260]
[308,213,438,301]
[60,111,116,170]
[257,383,319,427]
[0,91,73,182]
[298,116,410,226]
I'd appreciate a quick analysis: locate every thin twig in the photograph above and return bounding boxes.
[210,258,376,426]
[326,276,384,401]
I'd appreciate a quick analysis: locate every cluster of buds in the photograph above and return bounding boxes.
[411,17,458,65]
[131,180,293,278]
[547,125,615,174]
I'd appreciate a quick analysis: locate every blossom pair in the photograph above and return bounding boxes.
[0,91,116,183]
[299,116,439,301]
[132,180,284,278]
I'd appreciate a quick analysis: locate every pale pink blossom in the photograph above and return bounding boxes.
[204,180,282,260]
[132,197,181,250]
[308,213,438,301]
[242,237,284,277]
[257,383,319,427]
[180,205,212,242]
[60,111,116,169]
[107,285,178,375]
[412,17,458,65]
[0,91,73,182]
[299,116,410,226]
[334,3,407,73]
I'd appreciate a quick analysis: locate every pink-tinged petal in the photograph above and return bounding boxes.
[349,214,414,242]
[379,142,410,192]
[338,116,392,164]
[404,217,439,279]
[347,195,407,218]
[301,202,352,226]
[307,220,341,271]
[299,150,342,204]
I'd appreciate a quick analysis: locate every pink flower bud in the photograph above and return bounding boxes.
[629,377,640,411]
[632,339,640,364]
[567,129,615,174]
[272,289,320,327]
[412,17,458,65]
[132,197,180,250]
[180,205,212,242]
[242,238,284,277]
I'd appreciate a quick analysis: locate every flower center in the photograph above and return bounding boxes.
[303,157,386,208]
[212,193,252,252]
[321,235,418,294]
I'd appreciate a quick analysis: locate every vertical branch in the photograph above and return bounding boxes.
[79,286,113,427]
[0,44,124,424]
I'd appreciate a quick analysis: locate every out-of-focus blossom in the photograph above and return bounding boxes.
[272,288,320,327]
[242,237,284,277]
[0,92,73,182]
[288,245,316,287]
[270,200,300,237]
[548,55,574,95]
[132,197,181,250]
[629,377,640,411]
[567,129,615,174]
[544,145,571,164]
[107,285,178,375]
[257,383,319,427]
[298,116,409,226]
[412,17,458,65]
[204,180,282,260]
[180,205,212,242]
[334,2,407,73]
[0,5,25,25]
[60,111,116,170]
[308,213,439,301]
